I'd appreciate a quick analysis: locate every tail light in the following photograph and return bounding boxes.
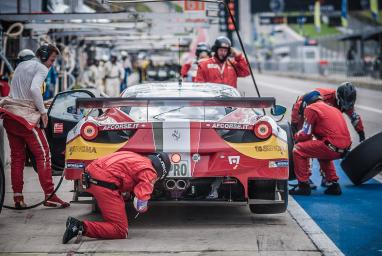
[80,122,98,141]
[253,121,272,140]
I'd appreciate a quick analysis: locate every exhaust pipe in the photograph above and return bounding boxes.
[176,179,188,190]
[165,179,176,190]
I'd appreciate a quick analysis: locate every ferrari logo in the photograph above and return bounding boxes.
[172,129,181,141]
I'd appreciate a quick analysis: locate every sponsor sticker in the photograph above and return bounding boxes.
[54,123,64,134]
[254,145,286,152]
[211,123,250,130]
[228,156,240,165]
[68,146,97,156]
[100,123,139,131]
[66,162,85,169]
[269,160,289,168]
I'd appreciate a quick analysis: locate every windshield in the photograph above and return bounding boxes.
[120,82,241,121]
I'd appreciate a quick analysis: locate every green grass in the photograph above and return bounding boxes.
[135,3,152,12]
[290,24,341,38]
[357,10,382,24]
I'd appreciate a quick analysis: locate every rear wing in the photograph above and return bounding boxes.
[76,97,276,109]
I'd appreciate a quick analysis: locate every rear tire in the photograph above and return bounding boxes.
[280,123,296,180]
[341,132,382,185]
[248,180,288,214]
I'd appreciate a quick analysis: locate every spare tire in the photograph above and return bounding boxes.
[341,132,382,185]
[279,122,296,180]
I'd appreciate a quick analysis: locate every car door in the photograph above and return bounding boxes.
[46,90,96,173]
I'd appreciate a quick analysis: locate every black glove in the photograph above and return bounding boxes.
[358,131,365,142]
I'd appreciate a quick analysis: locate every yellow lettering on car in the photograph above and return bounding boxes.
[65,137,127,161]
[226,135,288,160]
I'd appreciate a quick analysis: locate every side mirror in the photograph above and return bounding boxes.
[271,105,287,116]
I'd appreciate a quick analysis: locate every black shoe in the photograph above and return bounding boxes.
[321,177,328,187]
[289,182,311,196]
[324,181,342,195]
[308,179,317,190]
[63,217,84,244]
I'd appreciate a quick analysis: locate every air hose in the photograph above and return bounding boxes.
[0,23,24,76]
[3,170,66,210]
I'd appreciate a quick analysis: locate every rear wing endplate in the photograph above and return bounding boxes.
[76,97,275,109]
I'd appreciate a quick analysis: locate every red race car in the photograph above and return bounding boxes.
[51,83,291,214]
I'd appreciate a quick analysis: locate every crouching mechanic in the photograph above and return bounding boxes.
[291,82,365,142]
[62,151,171,244]
[290,91,352,196]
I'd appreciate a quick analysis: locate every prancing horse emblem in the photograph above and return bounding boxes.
[172,130,180,141]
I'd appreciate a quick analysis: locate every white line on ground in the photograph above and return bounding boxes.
[373,174,382,183]
[356,105,382,114]
[259,81,382,114]
[259,81,304,95]
[288,196,345,256]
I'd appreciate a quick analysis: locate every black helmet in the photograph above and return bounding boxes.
[212,36,231,56]
[337,82,356,111]
[195,42,211,58]
[148,152,171,180]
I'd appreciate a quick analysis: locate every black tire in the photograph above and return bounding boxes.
[0,159,5,213]
[249,180,288,214]
[279,123,296,180]
[341,132,382,185]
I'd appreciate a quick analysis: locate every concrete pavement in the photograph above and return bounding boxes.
[0,166,322,255]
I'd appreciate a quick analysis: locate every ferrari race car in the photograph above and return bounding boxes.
[50,82,291,214]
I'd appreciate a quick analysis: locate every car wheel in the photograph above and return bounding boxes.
[248,180,288,214]
[279,123,296,180]
[341,132,382,185]
[0,159,5,213]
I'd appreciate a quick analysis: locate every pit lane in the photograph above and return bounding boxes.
[0,73,381,255]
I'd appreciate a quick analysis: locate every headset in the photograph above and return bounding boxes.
[36,44,52,62]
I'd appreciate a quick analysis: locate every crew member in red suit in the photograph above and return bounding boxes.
[62,151,171,244]
[290,91,352,196]
[0,44,69,208]
[195,36,250,88]
[291,82,365,142]
[181,42,211,82]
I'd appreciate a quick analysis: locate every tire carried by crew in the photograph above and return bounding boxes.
[341,132,382,185]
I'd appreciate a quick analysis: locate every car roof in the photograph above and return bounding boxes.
[122,82,241,98]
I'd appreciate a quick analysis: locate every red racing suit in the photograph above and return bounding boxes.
[195,55,250,88]
[181,59,199,82]
[83,151,157,239]
[0,97,55,196]
[291,88,364,134]
[293,101,351,183]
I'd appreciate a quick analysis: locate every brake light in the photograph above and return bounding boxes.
[253,121,272,139]
[80,122,98,141]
